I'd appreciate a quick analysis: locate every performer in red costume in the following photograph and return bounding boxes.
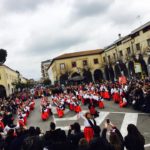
[79,112,97,142]
[41,106,49,121]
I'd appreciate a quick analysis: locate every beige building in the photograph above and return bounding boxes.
[48,49,104,84]
[0,65,27,98]
[102,21,150,79]
[47,21,150,84]
[41,59,51,80]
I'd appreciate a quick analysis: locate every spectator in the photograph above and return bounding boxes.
[22,126,44,150]
[109,131,123,150]
[0,134,4,150]
[50,122,56,131]
[4,129,15,150]
[68,122,84,150]
[89,125,114,150]
[44,122,56,149]
[9,128,26,150]
[124,124,145,150]
[51,128,71,150]
[78,138,89,150]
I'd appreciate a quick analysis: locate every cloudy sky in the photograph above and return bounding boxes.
[0,0,150,80]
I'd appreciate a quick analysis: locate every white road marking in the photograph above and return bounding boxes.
[55,114,78,121]
[110,111,146,115]
[56,112,109,131]
[56,125,86,130]
[95,111,110,125]
[120,113,138,137]
[144,143,150,148]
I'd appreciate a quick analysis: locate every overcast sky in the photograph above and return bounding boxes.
[0,0,150,80]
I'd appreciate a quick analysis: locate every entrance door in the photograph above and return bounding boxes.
[0,85,6,98]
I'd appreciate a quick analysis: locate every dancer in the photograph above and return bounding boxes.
[79,112,97,142]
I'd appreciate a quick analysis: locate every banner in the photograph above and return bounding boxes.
[134,63,142,73]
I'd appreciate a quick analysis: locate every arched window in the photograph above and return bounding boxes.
[94,69,103,82]
[0,85,6,98]
[59,73,68,85]
[83,70,93,83]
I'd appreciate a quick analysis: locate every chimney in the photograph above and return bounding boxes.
[118,33,121,39]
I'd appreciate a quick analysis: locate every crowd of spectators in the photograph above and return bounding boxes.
[0,77,149,150]
[0,121,145,150]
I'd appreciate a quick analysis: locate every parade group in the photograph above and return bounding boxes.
[40,77,150,121]
[0,77,149,150]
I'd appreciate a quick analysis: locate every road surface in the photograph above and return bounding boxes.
[26,97,150,149]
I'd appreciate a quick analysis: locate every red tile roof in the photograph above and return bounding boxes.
[54,49,103,60]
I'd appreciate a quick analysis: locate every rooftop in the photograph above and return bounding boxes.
[54,49,103,60]
[131,21,150,34]
[41,59,52,64]
[104,21,150,50]
[47,49,103,70]
[0,64,18,73]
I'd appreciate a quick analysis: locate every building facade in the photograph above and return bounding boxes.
[102,21,150,80]
[48,21,150,84]
[48,49,104,84]
[41,59,51,80]
[0,65,27,98]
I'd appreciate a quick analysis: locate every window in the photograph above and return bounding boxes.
[136,43,140,51]
[127,47,131,54]
[60,63,65,70]
[119,50,123,56]
[108,55,111,62]
[83,60,88,66]
[147,39,150,47]
[113,53,116,60]
[72,62,77,67]
[93,58,99,64]
[103,57,106,62]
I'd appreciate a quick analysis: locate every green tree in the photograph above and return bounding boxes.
[0,49,7,65]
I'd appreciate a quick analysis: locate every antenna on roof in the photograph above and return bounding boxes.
[118,33,121,39]
[136,15,142,26]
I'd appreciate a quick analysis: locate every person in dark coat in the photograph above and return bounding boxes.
[142,89,150,113]
[124,124,145,150]
[43,122,56,149]
[9,128,26,150]
[89,125,114,150]
[109,131,123,150]
[22,126,44,150]
[4,129,16,150]
[67,122,84,150]
[132,85,144,110]
[51,129,71,150]
[3,110,14,126]
[0,133,5,150]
